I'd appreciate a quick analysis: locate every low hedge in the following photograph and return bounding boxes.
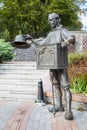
[68,51,87,66]
[0,39,14,63]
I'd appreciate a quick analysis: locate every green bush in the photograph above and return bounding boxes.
[2,29,10,42]
[0,39,14,62]
[68,52,87,94]
[70,74,87,94]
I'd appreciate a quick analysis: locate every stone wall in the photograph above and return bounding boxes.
[13,44,36,61]
[71,31,87,52]
[13,31,87,61]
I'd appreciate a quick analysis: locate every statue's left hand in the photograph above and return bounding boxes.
[61,41,68,48]
[61,37,75,48]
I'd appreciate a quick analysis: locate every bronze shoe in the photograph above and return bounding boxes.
[64,111,73,120]
[47,105,64,113]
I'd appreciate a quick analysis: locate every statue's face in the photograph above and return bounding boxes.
[48,14,59,29]
[48,17,57,28]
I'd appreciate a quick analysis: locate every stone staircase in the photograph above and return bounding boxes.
[0,62,49,101]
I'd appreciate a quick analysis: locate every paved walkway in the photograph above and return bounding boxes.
[0,100,87,130]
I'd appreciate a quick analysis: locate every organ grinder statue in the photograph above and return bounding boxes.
[11,13,75,120]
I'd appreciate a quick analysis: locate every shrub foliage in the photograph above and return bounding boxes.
[0,39,14,62]
[68,52,87,94]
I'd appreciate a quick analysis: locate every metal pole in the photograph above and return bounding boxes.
[37,79,44,103]
[52,83,56,117]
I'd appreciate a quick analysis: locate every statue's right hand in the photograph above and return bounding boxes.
[23,34,32,40]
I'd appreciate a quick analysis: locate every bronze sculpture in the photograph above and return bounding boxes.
[46,13,75,120]
[11,12,75,120]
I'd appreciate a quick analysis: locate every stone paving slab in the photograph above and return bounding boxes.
[0,100,87,130]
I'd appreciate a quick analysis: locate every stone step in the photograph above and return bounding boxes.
[0,63,36,69]
[0,85,38,96]
[0,69,48,74]
[3,61,36,65]
[0,93,37,101]
[0,85,37,91]
[0,77,45,82]
[0,80,38,85]
[0,84,38,89]
[0,74,44,81]
[0,89,37,95]
[0,62,48,71]
[0,61,46,101]
[0,66,37,70]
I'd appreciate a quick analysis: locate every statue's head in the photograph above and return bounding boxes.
[48,13,61,29]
